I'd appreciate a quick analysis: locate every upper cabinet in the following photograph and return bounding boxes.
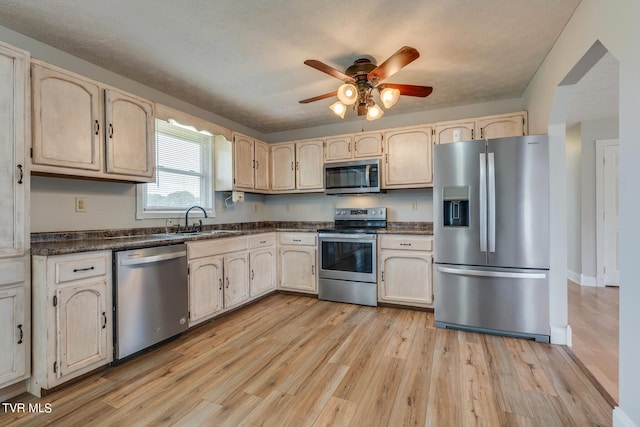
[271,139,323,193]
[435,111,527,144]
[324,132,382,162]
[383,126,433,189]
[30,60,155,182]
[224,132,270,193]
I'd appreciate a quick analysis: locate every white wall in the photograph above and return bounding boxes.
[566,123,582,280]
[522,0,640,423]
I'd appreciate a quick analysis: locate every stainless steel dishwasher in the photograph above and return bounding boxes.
[114,244,188,360]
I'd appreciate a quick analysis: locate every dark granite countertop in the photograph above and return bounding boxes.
[30,221,433,256]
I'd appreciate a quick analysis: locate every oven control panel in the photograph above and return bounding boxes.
[333,207,386,221]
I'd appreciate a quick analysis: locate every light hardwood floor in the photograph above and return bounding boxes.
[568,280,619,404]
[2,294,612,426]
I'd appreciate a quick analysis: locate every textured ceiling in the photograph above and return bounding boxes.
[0,0,597,134]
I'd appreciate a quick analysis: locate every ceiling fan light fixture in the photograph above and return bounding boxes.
[329,101,347,119]
[380,87,400,109]
[337,83,358,105]
[366,102,384,121]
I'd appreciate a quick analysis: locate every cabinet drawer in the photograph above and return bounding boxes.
[379,235,433,251]
[278,232,316,246]
[54,253,108,284]
[249,233,276,249]
[188,236,248,259]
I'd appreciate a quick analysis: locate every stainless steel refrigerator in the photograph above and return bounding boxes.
[433,135,550,342]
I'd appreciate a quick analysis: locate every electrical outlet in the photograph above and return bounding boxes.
[332,202,337,209]
[75,197,87,213]
[411,201,417,211]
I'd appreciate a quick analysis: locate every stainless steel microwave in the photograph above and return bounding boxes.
[324,159,381,194]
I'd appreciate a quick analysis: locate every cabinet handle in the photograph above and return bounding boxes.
[348,142,351,152]
[291,161,294,170]
[399,243,412,247]
[219,277,223,290]
[17,164,23,184]
[109,123,114,139]
[251,270,255,280]
[17,324,23,344]
[480,128,484,139]
[255,160,259,169]
[252,159,256,169]
[101,312,107,329]
[226,277,229,288]
[311,265,315,275]
[354,141,357,152]
[94,119,100,135]
[382,271,384,282]
[73,266,95,273]
[385,153,389,163]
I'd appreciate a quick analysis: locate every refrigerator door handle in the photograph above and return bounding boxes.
[488,152,496,253]
[437,266,547,280]
[479,153,487,252]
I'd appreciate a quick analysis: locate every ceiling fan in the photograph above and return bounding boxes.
[299,46,433,121]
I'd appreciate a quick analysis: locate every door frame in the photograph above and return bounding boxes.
[595,138,619,287]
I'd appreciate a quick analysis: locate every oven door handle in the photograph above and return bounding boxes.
[318,233,377,240]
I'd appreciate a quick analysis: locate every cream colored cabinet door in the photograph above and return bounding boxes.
[249,247,276,298]
[378,250,433,306]
[270,143,296,192]
[104,89,155,181]
[353,132,382,158]
[0,43,28,257]
[279,246,317,294]
[254,140,270,192]
[188,256,224,326]
[31,61,102,174]
[383,126,433,188]
[0,286,27,386]
[324,136,352,162]
[224,252,249,309]
[233,133,255,190]
[295,140,324,190]
[434,120,475,144]
[55,280,110,379]
[476,112,527,139]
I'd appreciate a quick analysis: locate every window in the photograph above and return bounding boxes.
[136,118,215,219]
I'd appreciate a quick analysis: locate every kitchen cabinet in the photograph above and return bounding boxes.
[0,42,30,394]
[382,126,433,188]
[271,139,324,192]
[435,111,528,144]
[378,235,434,308]
[31,60,155,182]
[225,133,270,193]
[324,132,382,162]
[277,232,317,294]
[31,251,113,397]
[187,236,250,326]
[249,234,276,298]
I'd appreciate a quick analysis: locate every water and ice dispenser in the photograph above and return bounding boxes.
[443,186,469,227]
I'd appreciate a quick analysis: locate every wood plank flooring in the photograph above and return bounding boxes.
[568,280,619,403]
[1,294,612,426]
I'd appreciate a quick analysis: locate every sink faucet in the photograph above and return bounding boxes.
[183,205,208,233]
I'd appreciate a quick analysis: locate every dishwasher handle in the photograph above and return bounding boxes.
[119,250,186,266]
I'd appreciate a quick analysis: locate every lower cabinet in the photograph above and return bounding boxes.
[30,251,112,397]
[378,235,434,308]
[0,256,30,390]
[187,233,276,327]
[278,232,317,294]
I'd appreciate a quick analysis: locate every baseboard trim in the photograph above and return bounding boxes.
[567,270,597,287]
[613,407,638,427]
[550,324,571,345]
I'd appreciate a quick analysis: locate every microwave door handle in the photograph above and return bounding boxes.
[365,164,371,187]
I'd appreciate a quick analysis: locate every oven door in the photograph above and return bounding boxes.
[318,233,377,283]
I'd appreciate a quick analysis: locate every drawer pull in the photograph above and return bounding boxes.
[17,324,23,344]
[259,240,267,244]
[399,243,412,247]
[73,266,95,273]
[293,239,302,242]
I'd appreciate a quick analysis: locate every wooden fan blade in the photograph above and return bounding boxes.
[382,83,433,97]
[299,92,338,104]
[304,60,356,83]
[368,46,420,82]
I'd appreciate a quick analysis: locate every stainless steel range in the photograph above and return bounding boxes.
[318,208,386,306]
